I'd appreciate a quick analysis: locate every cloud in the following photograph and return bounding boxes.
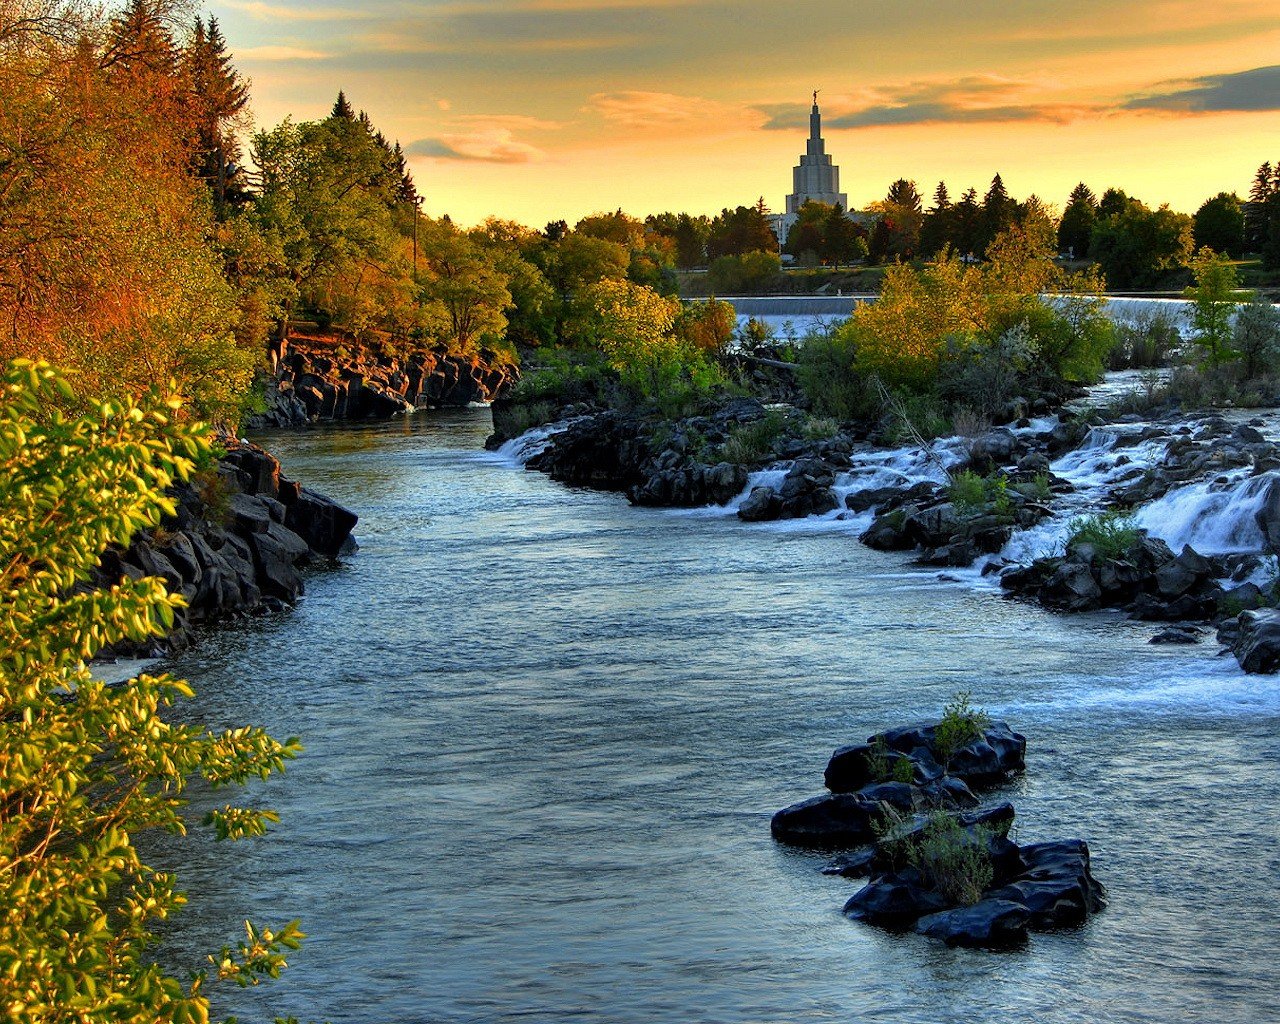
[235,45,331,61]
[1124,64,1280,112]
[222,1,371,21]
[407,129,546,164]
[585,90,760,131]
[758,76,1098,131]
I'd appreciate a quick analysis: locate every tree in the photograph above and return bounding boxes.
[1193,193,1245,258]
[869,179,924,262]
[331,88,355,120]
[824,204,865,269]
[980,173,1017,254]
[416,220,512,351]
[784,201,833,264]
[0,360,302,1023]
[706,204,777,260]
[1089,200,1194,288]
[952,188,982,257]
[1097,187,1132,219]
[1057,183,1097,258]
[1244,162,1273,252]
[1233,296,1280,379]
[184,16,249,209]
[1184,249,1246,365]
[919,181,954,258]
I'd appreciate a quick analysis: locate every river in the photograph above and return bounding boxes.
[160,410,1280,1024]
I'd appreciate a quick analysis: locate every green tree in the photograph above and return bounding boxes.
[783,201,833,264]
[1193,192,1245,258]
[1184,248,1247,365]
[1244,162,1273,253]
[416,219,513,351]
[1057,183,1097,258]
[706,203,777,260]
[824,205,865,269]
[1089,200,1194,288]
[919,181,954,258]
[980,173,1017,254]
[0,360,302,1024]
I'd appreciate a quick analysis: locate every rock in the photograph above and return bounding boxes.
[1040,562,1102,611]
[822,848,878,878]
[1232,608,1280,673]
[1150,625,1203,645]
[990,839,1106,927]
[914,900,1030,948]
[738,485,781,522]
[769,793,881,848]
[284,487,359,558]
[843,874,948,927]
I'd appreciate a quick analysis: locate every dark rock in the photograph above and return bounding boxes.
[284,487,359,558]
[843,875,949,927]
[1232,608,1280,673]
[822,848,878,878]
[1150,625,1203,645]
[738,486,781,522]
[770,793,880,848]
[914,900,1030,948]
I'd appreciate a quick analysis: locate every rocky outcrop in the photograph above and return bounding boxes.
[773,717,1104,949]
[1226,608,1280,673]
[92,440,358,659]
[1000,533,1265,622]
[250,331,519,428]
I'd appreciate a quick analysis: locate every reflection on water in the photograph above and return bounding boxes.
[158,411,1280,1024]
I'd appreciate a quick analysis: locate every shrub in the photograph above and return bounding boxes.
[934,690,991,765]
[720,409,788,464]
[1066,510,1141,559]
[1108,310,1181,369]
[948,469,988,515]
[676,298,737,356]
[907,812,996,907]
[796,330,876,421]
[0,361,301,1023]
[1233,296,1280,380]
[1185,249,1246,366]
[801,415,841,441]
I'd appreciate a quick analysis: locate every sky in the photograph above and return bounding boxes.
[208,0,1280,228]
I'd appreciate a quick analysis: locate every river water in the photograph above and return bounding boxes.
[161,411,1280,1024]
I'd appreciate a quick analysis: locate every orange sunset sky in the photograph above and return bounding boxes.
[209,0,1280,228]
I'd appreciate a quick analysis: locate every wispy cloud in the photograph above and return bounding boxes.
[236,44,331,61]
[759,76,1098,131]
[407,128,547,164]
[1124,64,1280,112]
[223,0,371,21]
[585,90,760,131]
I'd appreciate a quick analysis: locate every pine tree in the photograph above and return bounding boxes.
[953,187,981,257]
[1057,183,1098,259]
[919,181,954,258]
[980,173,1016,254]
[331,89,355,120]
[184,16,249,209]
[393,141,419,205]
[1245,161,1274,252]
[103,0,178,77]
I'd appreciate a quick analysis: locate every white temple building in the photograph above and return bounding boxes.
[770,93,862,246]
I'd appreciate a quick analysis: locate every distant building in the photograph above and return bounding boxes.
[770,93,868,249]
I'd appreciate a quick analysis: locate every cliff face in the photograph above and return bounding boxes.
[250,330,519,428]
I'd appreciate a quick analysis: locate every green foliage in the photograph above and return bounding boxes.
[1185,249,1248,366]
[1233,296,1280,380]
[796,331,875,422]
[948,469,988,515]
[906,812,996,907]
[0,361,301,1023]
[934,690,991,766]
[720,410,788,464]
[706,251,782,293]
[1066,510,1141,559]
[1193,192,1245,258]
[1088,198,1194,288]
[1108,310,1182,369]
[800,415,841,441]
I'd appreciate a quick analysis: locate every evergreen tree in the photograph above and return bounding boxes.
[980,173,1016,254]
[331,89,355,120]
[919,181,954,257]
[1057,183,1098,258]
[824,204,864,269]
[1244,162,1271,250]
[1097,187,1132,219]
[184,16,249,209]
[953,187,982,257]
[886,178,923,212]
[393,141,419,205]
[103,0,178,78]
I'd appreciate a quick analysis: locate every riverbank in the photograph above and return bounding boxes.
[489,378,1280,674]
[250,328,519,429]
[93,439,358,661]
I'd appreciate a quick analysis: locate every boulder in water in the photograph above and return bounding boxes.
[1232,608,1280,673]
